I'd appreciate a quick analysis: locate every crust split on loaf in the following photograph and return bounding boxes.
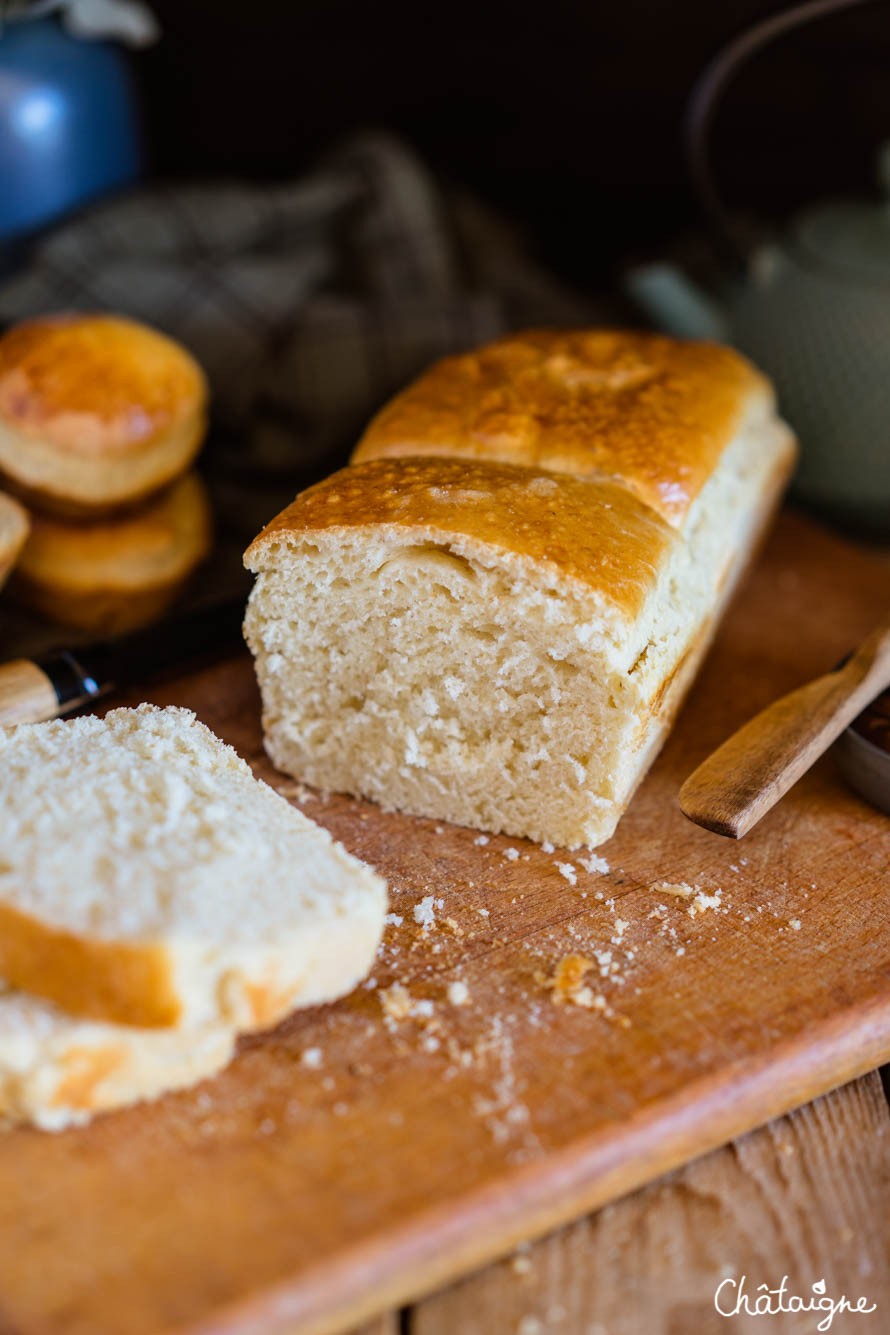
[245,329,797,849]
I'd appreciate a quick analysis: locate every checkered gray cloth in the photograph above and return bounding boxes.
[0,131,608,484]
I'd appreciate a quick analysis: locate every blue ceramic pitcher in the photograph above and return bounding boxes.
[0,11,143,245]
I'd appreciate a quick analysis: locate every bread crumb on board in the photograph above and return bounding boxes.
[687,888,722,917]
[536,954,603,1013]
[578,853,610,874]
[300,1047,323,1069]
[447,980,470,1006]
[652,880,696,897]
[379,983,415,1022]
[651,881,724,917]
[413,896,437,929]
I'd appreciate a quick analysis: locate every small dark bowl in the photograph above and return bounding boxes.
[836,725,890,817]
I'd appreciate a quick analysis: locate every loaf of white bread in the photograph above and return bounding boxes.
[0,705,387,1128]
[244,329,797,849]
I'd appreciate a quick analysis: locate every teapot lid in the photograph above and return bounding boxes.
[791,143,890,284]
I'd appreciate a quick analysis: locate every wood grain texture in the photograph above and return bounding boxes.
[346,1319,400,1335]
[1,510,890,1335]
[0,657,58,726]
[680,611,890,838]
[410,1072,890,1334]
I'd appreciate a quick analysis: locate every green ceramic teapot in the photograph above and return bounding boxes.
[628,0,890,533]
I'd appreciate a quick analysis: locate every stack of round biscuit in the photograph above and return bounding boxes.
[0,313,212,632]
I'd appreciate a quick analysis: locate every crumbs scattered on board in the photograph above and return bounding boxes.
[262,810,814,1155]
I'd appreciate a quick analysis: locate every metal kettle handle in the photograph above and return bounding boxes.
[685,0,878,273]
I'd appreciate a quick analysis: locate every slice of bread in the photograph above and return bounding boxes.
[0,705,387,1028]
[0,490,29,590]
[0,985,234,1131]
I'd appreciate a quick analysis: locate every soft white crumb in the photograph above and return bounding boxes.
[578,853,609,874]
[688,889,722,917]
[413,896,437,929]
[556,862,577,885]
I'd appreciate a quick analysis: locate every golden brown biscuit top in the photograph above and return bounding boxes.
[352,329,770,527]
[246,456,676,625]
[19,471,211,588]
[0,490,28,545]
[0,315,207,456]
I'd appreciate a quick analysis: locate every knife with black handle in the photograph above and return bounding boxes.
[0,597,246,727]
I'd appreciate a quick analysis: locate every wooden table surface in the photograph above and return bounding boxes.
[348,1069,890,1333]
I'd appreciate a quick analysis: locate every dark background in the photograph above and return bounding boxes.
[137,0,890,287]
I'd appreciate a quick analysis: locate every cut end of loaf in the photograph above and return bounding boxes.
[245,530,648,849]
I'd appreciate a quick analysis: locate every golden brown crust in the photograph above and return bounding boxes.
[246,456,676,623]
[352,328,770,527]
[0,490,29,587]
[52,1044,129,1110]
[12,472,212,633]
[0,992,237,1128]
[0,899,181,1028]
[0,463,199,522]
[244,979,304,1027]
[16,472,211,592]
[609,438,796,821]
[0,314,207,456]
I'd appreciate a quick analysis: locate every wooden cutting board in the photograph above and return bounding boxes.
[3,510,890,1335]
